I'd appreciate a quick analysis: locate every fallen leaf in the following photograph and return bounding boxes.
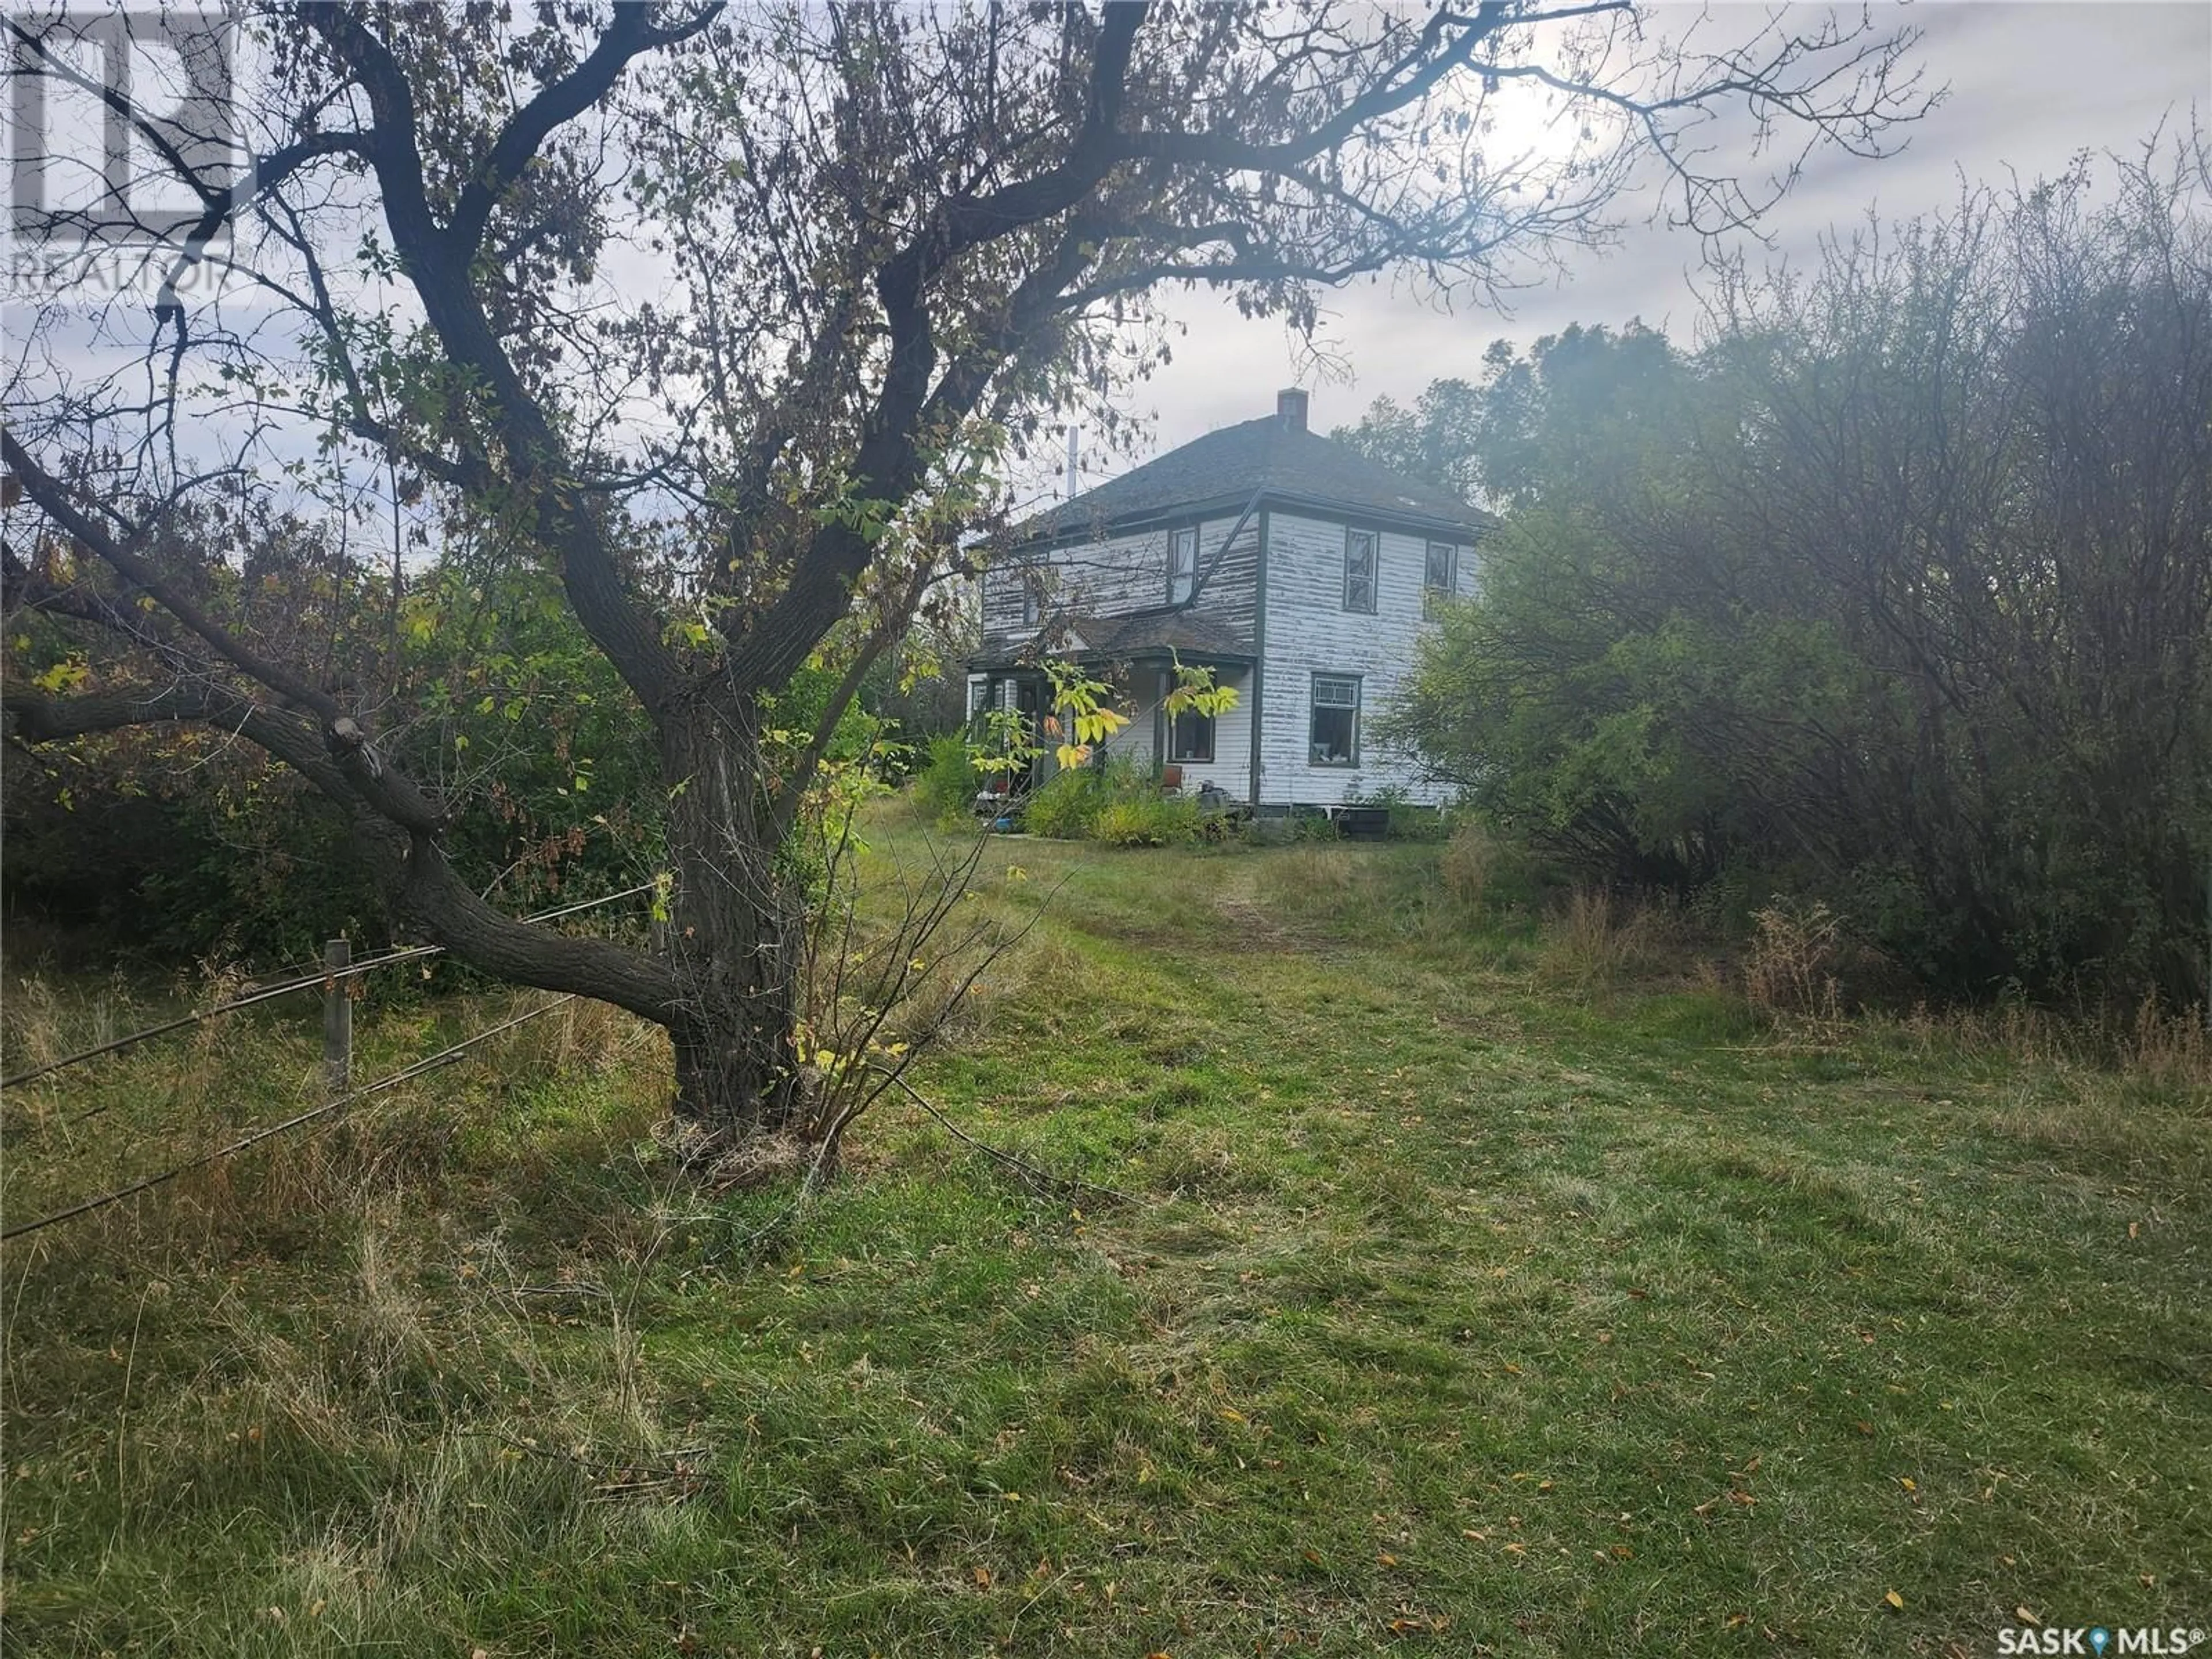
[1899,1477,1918,1493]
[2016,1607,2041,1626]
[971,1566,991,1588]
[2128,1221,2140,1239]
[1884,1590,1905,1612]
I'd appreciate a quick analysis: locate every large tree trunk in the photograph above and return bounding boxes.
[660,706,809,1142]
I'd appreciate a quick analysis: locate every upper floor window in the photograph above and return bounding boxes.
[1020,568,1043,628]
[1168,526,1198,605]
[1343,528,1378,613]
[1424,541,1457,596]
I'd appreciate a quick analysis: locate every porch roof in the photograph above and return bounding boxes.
[969,607,1253,672]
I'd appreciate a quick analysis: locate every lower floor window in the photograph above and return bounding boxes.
[1310,673,1360,766]
[1169,707,1215,763]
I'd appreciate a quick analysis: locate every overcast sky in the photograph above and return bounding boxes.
[10,2,2206,517]
[1115,1,2211,461]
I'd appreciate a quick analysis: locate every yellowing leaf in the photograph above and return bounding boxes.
[1884,1590,1904,1611]
[30,657,88,694]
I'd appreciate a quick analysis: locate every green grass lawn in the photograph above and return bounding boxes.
[3,819,2207,1657]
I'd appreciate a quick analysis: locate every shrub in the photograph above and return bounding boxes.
[1094,796,1200,847]
[1745,900,1843,1018]
[1022,767,1109,840]
[914,733,981,826]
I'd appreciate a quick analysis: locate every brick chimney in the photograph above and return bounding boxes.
[1276,387,1309,432]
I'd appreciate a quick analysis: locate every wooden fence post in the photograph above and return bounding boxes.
[323,937,352,1093]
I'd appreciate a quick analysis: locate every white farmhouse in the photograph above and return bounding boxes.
[969,389,1489,812]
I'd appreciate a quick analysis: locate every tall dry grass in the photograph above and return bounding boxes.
[1537,889,1659,988]
[1438,822,1499,912]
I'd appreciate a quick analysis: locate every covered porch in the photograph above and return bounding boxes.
[965,611,1256,806]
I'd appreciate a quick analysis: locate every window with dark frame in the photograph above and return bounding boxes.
[1169,706,1214,763]
[1310,673,1360,767]
[1020,568,1041,627]
[1343,528,1377,613]
[1424,541,1456,594]
[1168,525,1198,604]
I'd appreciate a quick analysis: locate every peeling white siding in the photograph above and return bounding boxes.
[1100,664,1251,792]
[980,512,1259,658]
[1257,513,1470,809]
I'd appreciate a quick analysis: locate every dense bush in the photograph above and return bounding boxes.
[3,532,753,965]
[1021,766,1111,839]
[1356,149,2212,1009]
[912,733,983,827]
[1093,794,1202,847]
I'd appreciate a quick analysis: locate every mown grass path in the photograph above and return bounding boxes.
[3,828,2207,1657]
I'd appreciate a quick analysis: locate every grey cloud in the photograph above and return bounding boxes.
[1124,2,2209,451]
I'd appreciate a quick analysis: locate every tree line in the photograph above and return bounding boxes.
[1346,145,2212,1010]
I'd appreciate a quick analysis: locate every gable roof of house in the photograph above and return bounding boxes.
[1017,402,1490,544]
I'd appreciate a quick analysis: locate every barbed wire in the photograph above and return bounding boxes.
[1,994,578,1242]
[0,882,656,1090]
